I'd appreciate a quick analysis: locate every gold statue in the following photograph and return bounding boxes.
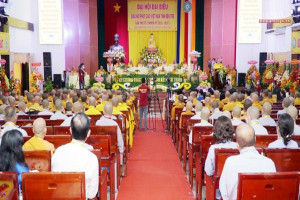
[148,33,156,49]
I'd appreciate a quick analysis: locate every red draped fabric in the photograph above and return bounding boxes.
[104,0,129,63]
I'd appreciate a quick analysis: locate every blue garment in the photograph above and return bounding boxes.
[15,163,29,185]
[197,96,204,101]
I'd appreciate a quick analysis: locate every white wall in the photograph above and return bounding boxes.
[236,0,292,73]
[8,0,65,79]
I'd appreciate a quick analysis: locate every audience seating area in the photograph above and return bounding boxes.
[167,97,300,200]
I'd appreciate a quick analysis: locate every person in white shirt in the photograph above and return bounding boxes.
[286,105,300,135]
[210,100,222,121]
[268,114,298,148]
[17,102,27,116]
[259,102,276,126]
[247,106,268,135]
[222,111,231,120]
[38,100,54,116]
[219,124,276,200]
[277,97,291,117]
[65,102,73,115]
[289,97,295,106]
[0,104,7,120]
[189,107,213,144]
[1,106,28,144]
[191,102,202,120]
[205,116,237,199]
[50,99,67,120]
[96,102,124,154]
[51,113,99,199]
[231,106,244,126]
[61,102,84,127]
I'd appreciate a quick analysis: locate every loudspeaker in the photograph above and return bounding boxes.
[43,52,51,67]
[238,73,246,87]
[44,67,52,81]
[259,52,267,67]
[53,74,62,88]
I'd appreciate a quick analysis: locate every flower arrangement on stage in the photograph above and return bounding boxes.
[140,46,162,65]
[262,60,275,85]
[215,65,228,84]
[29,67,43,93]
[0,67,9,94]
[196,80,212,92]
[246,61,260,87]
[103,50,125,60]
[8,71,17,92]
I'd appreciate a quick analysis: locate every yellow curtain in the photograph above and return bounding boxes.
[128,31,177,66]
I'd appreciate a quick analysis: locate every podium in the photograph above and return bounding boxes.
[69,75,90,89]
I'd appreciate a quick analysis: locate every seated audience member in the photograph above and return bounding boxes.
[277,97,291,117]
[197,90,204,101]
[8,96,16,108]
[210,100,222,121]
[81,94,89,109]
[111,97,123,115]
[51,113,99,199]
[72,95,79,103]
[38,100,54,116]
[260,90,273,105]
[231,106,244,126]
[247,106,268,135]
[96,102,124,156]
[191,102,202,120]
[286,106,300,135]
[221,91,230,104]
[204,97,211,110]
[250,93,262,111]
[0,104,7,120]
[213,91,224,109]
[268,114,298,148]
[189,107,212,144]
[85,97,101,115]
[171,94,185,120]
[222,111,231,120]
[23,118,55,154]
[0,130,29,185]
[50,99,67,120]
[1,107,28,143]
[241,99,252,120]
[190,91,199,106]
[235,94,244,108]
[61,102,84,126]
[17,102,27,116]
[65,102,73,114]
[29,96,43,112]
[219,124,276,200]
[96,94,109,112]
[223,94,236,111]
[179,102,194,129]
[258,102,276,126]
[205,116,237,176]
[295,92,300,106]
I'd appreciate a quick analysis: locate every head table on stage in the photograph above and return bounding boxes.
[68,75,90,89]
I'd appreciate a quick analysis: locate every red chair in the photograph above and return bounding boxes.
[16,120,33,127]
[255,135,277,148]
[24,150,51,172]
[237,172,300,200]
[0,172,18,200]
[88,115,102,126]
[188,126,213,188]
[264,148,300,172]
[44,135,71,149]
[205,148,263,200]
[178,114,194,159]
[22,172,86,200]
[29,115,51,120]
[52,126,71,135]
[265,126,277,135]
[45,119,64,127]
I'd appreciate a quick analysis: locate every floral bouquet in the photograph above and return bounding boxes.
[246,61,260,86]
[140,46,162,65]
[103,51,116,58]
[262,60,275,84]
[215,65,228,84]
[188,50,201,57]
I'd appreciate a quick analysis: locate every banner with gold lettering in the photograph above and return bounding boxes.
[128,0,177,31]
[0,32,9,55]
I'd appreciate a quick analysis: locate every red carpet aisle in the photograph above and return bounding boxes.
[117,121,194,200]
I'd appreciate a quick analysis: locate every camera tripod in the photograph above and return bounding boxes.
[147,76,165,131]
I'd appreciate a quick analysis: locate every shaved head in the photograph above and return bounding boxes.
[251,93,259,102]
[103,102,113,116]
[232,106,241,118]
[262,102,272,115]
[247,106,260,121]
[287,106,298,121]
[201,107,210,121]
[55,99,63,110]
[88,97,96,106]
[73,102,84,114]
[236,123,255,149]
[8,96,16,107]
[42,99,49,109]
[186,102,193,112]
[195,102,202,112]
[34,96,41,104]
[282,97,291,108]
[33,118,47,138]
[222,111,231,119]
[18,102,26,112]
[112,97,119,107]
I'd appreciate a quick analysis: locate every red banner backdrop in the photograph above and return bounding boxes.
[104,0,129,62]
